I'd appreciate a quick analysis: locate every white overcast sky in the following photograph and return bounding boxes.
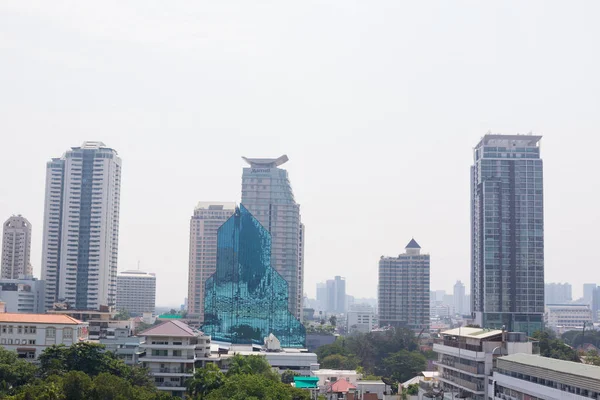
[1,1,599,306]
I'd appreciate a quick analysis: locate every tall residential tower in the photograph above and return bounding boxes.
[378,239,430,330]
[187,202,235,321]
[41,142,122,311]
[1,215,32,279]
[471,134,544,334]
[241,155,304,318]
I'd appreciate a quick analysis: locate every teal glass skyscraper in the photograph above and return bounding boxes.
[471,134,544,335]
[202,205,305,347]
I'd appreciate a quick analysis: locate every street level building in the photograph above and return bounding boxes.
[116,270,156,316]
[471,134,544,334]
[378,239,430,331]
[0,277,45,313]
[139,320,211,398]
[1,215,32,279]
[0,311,88,360]
[241,155,304,318]
[433,327,532,400]
[490,353,600,400]
[41,142,122,311]
[187,202,235,321]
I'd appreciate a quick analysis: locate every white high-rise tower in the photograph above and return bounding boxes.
[241,155,304,318]
[1,215,32,279]
[41,141,122,311]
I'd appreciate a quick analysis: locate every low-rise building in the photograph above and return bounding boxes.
[433,327,532,400]
[0,277,45,313]
[346,304,378,334]
[0,312,88,360]
[100,327,145,366]
[545,304,593,333]
[138,320,211,398]
[489,353,600,399]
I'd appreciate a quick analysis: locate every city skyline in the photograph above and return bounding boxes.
[1,2,599,306]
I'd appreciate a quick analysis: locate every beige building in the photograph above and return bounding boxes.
[187,202,235,321]
[1,215,32,279]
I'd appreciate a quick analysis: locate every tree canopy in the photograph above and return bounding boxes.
[532,330,580,362]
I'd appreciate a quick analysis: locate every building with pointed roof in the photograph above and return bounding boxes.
[138,320,211,398]
[378,239,430,330]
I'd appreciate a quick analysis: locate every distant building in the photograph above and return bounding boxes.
[346,303,377,334]
[99,327,144,365]
[593,287,600,323]
[187,202,235,321]
[0,277,45,313]
[545,304,593,333]
[139,320,211,398]
[583,283,597,305]
[42,142,122,311]
[116,270,156,316]
[241,155,304,318]
[326,276,346,314]
[453,281,466,315]
[471,134,544,334]
[0,311,88,360]
[545,282,573,305]
[491,353,600,400]
[1,215,32,279]
[378,239,430,331]
[202,205,305,347]
[316,282,327,312]
[433,327,532,400]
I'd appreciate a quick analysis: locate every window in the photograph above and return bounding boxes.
[17,326,22,334]
[0,339,5,344]
[14,339,20,344]
[30,326,37,334]
[28,340,36,345]
[173,350,182,357]
[8,326,13,334]
[8,339,13,344]
[24,326,29,334]
[63,329,73,340]
[46,327,56,338]
[1,326,5,334]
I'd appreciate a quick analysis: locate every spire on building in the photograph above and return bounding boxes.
[406,238,421,249]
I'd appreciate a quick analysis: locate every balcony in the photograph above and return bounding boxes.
[433,339,482,352]
[438,374,485,395]
[434,360,484,376]
[148,367,194,376]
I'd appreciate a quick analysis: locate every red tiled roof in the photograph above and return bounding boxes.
[138,320,200,337]
[328,379,356,393]
[0,313,82,325]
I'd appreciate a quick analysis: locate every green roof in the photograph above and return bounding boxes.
[500,353,600,381]
[157,314,182,319]
[294,376,319,389]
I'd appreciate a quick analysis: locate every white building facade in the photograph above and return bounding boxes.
[346,303,378,334]
[187,202,235,321]
[0,278,45,313]
[0,312,88,360]
[545,304,593,333]
[241,155,304,318]
[116,270,156,316]
[1,215,32,279]
[41,141,122,311]
[489,353,600,400]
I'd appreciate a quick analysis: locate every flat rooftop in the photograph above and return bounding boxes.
[441,327,503,339]
[499,353,600,381]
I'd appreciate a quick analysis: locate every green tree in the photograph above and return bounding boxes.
[584,350,600,366]
[205,374,309,400]
[114,309,131,321]
[320,354,359,370]
[532,330,580,362]
[187,363,225,399]
[90,373,133,400]
[0,347,38,395]
[280,369,300,384]
[61,371,92,400]
[379,350,426,383]
[225,354,278,381]
[329,316,337,327]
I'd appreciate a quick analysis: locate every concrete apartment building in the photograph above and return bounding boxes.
[545,303,593,333]
[139,320,211,398]
[187,202,235,321]
[0,277,45,313]
[100,327,145,366]
[0,311,88,360]
[545,282,573,305]
[471,134,545,334]
[378,239,430,331]
[433,327,532,400]
[41,141,122,311]
[346,303,378,334]
[116,270,156,316]
[1,215,32,279]
[489,353,600,400]
[241,155,304,318]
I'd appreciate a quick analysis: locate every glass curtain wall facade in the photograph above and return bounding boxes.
[471,134,544,334]
[203,205,305,348]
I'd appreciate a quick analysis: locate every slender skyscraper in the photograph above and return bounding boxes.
[1,215,32,279]
[453,280,466,316]
[471,134,544,334]
[241,155,303,318]
[41,142,122,311]
[187,202,235,321]
[378,239,430,331]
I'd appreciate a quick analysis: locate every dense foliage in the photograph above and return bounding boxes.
[0,343,174,399]
[187,355,309,400]
[562,329,600,349]
[532,330,580,362]
[316,328,427,383]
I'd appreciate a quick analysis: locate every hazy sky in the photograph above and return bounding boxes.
[1,1,599,306]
